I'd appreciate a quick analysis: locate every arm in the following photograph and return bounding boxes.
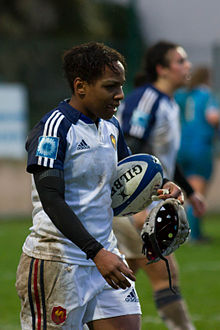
[174,163,194,197]
[174,163,206,217]
[124,134,151,154]
[34,168,103,259]
[34,167,135,289]
[124,134,146,154]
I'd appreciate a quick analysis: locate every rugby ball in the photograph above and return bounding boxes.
[111,154,163,216]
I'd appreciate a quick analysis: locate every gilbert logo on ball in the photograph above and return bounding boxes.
[111,154,163,216]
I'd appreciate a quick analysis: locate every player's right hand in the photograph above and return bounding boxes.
[93,248,136,290]
[160,181,184,204]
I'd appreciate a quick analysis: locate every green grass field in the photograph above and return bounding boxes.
[0,214,220,329]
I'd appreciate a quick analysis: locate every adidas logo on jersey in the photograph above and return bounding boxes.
[77,139,90,150]
[125,288,139,302]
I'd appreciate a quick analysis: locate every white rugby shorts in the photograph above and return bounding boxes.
[16,252,141,329]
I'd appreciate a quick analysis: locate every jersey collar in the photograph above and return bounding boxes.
[148,84,173,101]
[58,99,100,125]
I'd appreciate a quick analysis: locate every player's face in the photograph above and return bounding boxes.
[81,61,125,121]
[165,47,191,89]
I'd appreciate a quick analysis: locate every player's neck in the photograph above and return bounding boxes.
[153,80,175,98]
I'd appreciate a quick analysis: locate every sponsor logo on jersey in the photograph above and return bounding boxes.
[36,136,59,160]
[51,306,66,324]
[125,288,139,302]
[77,139,90,150]
[110,134,116,150]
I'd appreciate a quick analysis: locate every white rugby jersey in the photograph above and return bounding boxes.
[119,84,180,179]
[23,100,130,265]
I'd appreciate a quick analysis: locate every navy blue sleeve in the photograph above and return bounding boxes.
[174,163,194,197]
[119,86,161,142]
[117,124,131,161]
[26,110,72,173]
[120,88,146,135]
[34,169,104,259]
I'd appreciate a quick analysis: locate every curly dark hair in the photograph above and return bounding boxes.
[134,40,179,87]
[63,42,126,93]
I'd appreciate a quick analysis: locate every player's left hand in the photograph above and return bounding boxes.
[155,181,184,204]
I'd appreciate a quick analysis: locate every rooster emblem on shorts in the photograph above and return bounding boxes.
[52,306,66,324]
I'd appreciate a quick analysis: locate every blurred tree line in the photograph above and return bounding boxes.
[0,0,144,127]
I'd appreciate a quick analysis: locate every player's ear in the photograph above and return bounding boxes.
[73,77,87,97]
[156,64,168,78]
